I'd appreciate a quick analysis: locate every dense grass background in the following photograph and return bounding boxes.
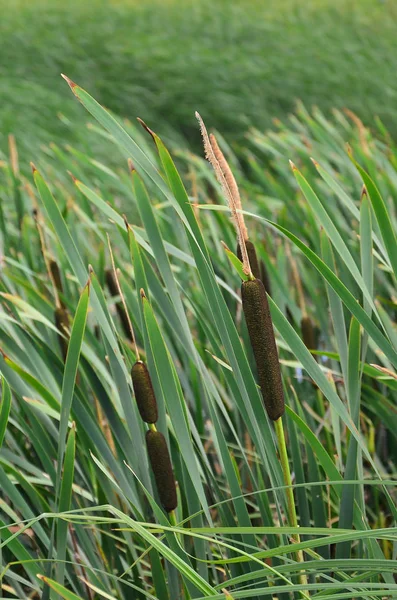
[2,0,397,160]
[0,77,397,597]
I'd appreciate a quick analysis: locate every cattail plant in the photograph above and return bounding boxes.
[146,429,178,513]
[301,315,316,352]
[197,112,307,588]
[196,112,284,420]
[131,361,158,424]
[49,259,65,305]
[107,239,162,431]
[109,253,178,516]
[54,306,69,361]
[105,268,133,341]
[108,237,159,429]
[241,278,285,420]
[135,288,178,517]
[32,206,70,360]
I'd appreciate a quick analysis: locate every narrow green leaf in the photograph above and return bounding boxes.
[57,423,77,587]
[38,575,83,600]
[0,376,11,449]
[350,152,397,280]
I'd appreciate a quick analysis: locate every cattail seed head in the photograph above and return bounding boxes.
[105,268,118,297]
[49,260,63,294]
[237,240,260,280]
[105,268,132,340]
[131,361,158,424]
[54,306,69,360]
[286,306,295,326]
[146,430,178,512]
[301,316,316,351]
[241,279,285,420]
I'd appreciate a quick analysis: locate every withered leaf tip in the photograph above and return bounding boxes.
[67,170,78,183]
[61,73,77,91]
[137,117,155,140]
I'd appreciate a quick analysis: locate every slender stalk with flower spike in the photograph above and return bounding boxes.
[197,113,309,592]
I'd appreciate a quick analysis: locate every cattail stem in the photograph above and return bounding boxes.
[237,240,260,280]
[274,416,309,594]
[168,509,177,527]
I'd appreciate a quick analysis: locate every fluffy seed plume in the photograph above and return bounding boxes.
[242,279,285,420]
[196,112,250,276]
[209,133,247,240]
[146,430,178,512]
[131,361,158,424]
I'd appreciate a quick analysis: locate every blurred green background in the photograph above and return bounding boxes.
[2,0,397,159]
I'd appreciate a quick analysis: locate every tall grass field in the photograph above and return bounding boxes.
[0,66,396,598]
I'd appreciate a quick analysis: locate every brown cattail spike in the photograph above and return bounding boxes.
[301,316,316,352]
[241,279,285,420]
[49,260,64,306]
[146,430,178,512]
[237,240,260,281]
[54,307,69,361]
[105,269,132,341]
[131,361,158,424]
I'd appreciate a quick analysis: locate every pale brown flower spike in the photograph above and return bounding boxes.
[208,133,247,240]
[195,112,251,276]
